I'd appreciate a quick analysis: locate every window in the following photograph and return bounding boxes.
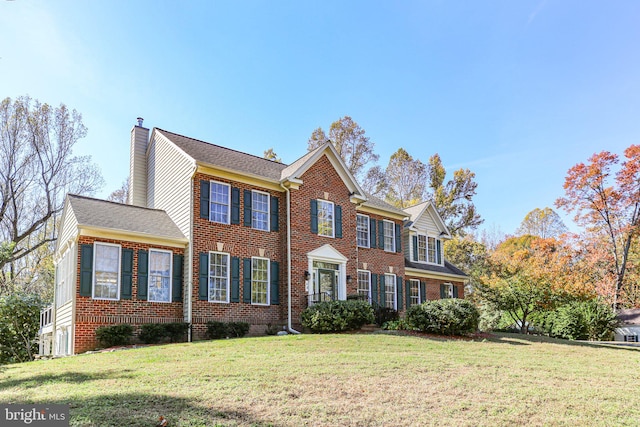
[383,221,395,252]
[357,214,370,248]
[208,252,229,303]
[428,237,437,263]
[55,247,74,308]
[252,191,269,231]
[384,273,396,309]
[357,270,371,302]
[442,283,454,299]
[210,181,230,224]
[417,235,427,262]
[148,249,172,303]
[318,200,334,237]
[93,242,120,300]
[251,257,269,305]
[410,279,421,306]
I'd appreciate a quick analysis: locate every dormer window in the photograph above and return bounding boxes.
[428,237,437,264]
[412,234,443,265]
[417,235,427,262]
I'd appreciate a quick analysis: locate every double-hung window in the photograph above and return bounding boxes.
[93,242,120,300]
[356,214,370,248]
[208,252,229,303]
[148,249,172,303]
[318,200,334,237]
[384,273,396,309]
[252,191,269,231]
[428,237,437,263]
[357,270,371,302]
[383,220,395,252]
[210,181,230,224]
[251,257,269,305]
[410,279,421,306]
[417,235,427,262]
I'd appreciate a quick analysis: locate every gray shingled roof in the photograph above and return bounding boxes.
[68,195,186,241]
[157,128,287,181]
[404,201,428,224]
[362,193,407,216]
[280,143,325,180]
[617,309,640,325]
[405,258,468,278]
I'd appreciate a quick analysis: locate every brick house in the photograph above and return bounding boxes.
[39,120,467,355]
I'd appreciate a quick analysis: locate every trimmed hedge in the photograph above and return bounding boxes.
[95,324,134,348]
[532,299,619,341]
[406,299,479,336]
[138,322,190,344]
[301,300,375,333]
[205,321,250,339]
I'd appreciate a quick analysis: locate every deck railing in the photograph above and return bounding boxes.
[40,305,53,330]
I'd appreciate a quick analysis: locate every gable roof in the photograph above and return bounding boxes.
[361,193,407,217]
[403,200,451,238]
[617,309,640,325]
[66,194,187,243]
[405,258,468,279]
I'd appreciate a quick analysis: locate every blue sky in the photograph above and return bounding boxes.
[1,1,638,236]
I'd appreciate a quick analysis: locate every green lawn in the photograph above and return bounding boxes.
[1,333,639,426]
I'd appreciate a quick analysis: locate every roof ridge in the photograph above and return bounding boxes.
[67,194,168,213]
[156,128,289,167]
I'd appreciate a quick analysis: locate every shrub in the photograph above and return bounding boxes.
[406,299,479,336]
[95,324,133,348]
[138,323,167,344]
[0,293,42,364]
[164,322,190,342]
[374,306,399,327]
[265,323,281,335]
[535,299,619,341]
[382,318,410,330]
[301,300,375,333]
[205,321,250,339]
[226,321,250,338]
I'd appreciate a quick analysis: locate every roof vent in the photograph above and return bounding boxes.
[136,117,144,127]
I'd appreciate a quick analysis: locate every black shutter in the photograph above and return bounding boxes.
[243,258,252,303]
[270,261,279,305]
[379,275,385,306]
[412,235,418,261]
[405,279,411,309]
[121,248,133,300]
[231,257,240,302]
[310,200,318,234]
[395,224,401,253]
[396,276,403,311]
[437,240,442,264]
[198,252,208,301]
[453,285,459,298]
[137,250,149,300]
[270,196,279,232]
[172,254,183,302]
[420,281,426,303]
[79,244,93,297]
[378,221,385,249]
[200,180,210,219]
[370,218,377,248]
[440,283,446,299]
[244,190,252,227]
[371,274,378,306]
[231,187,240,224]
[335,205,342,238]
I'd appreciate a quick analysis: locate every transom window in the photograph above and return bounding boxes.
[384,273,396,310]
[93,242,120,300]
[417,235,427,262]
[251,257,269,305]
[209,252,229,303]
[357,270,371,302]
[148,249,172,303]
[356,214,370,248]
[252,191,269,231]
[383,220,395,252]
[209,181,230,224]
[318,200,334,237]
[410,279,421,306]
[428,237,437,263]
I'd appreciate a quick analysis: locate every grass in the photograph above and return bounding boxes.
[1,333,640,426]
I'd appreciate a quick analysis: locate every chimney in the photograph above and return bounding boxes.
[128,118,149,207]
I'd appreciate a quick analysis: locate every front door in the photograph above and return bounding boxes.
[316,269,337,302]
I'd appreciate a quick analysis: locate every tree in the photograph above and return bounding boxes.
[108,177,130,204]
[0,96,103,295]
[0,293,42,364]
[263,148,282,163]
[516,207,568,238]
[384,148,428,209]
[360,165,387,198]
[556,146,640,308]
[443,235,489,297]
[307,116,379,181]
[427,154,483,236]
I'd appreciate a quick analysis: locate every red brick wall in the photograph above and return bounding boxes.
[74,236,185,353]
[191,173,286,338]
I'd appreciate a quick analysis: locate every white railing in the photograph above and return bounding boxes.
[40,305,53,330]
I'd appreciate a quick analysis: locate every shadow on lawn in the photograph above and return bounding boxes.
[0,369,137,392]
[43,392,278,427]
[487,332,640,352]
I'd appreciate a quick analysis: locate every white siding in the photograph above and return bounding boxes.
[57,205,78,252]
[129,126,149,207]
[413,210,440,236]
[147,132,194,237]
[55,301,73,329]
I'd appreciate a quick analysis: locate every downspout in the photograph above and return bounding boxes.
[187,164,197,342]
[281,183,300,334]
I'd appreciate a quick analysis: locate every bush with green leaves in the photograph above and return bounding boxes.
[138,323,167,344]
[95,324,133,348]
[406,299,479,336]
[382,318,410,330]
[301,300,375,333]
[533,299,619,341]
[205,320,250,339]
[164,322,190,342]
[226,321,250,338]
[0,293,42,364]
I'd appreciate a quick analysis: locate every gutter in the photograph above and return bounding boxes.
[281,182,300,334]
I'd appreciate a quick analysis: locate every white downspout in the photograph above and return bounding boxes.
[282,183,300,334]
[187,164,197,342]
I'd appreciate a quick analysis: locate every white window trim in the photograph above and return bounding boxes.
[357,269,371,303]
[147,248,173,303]
[251,256,270,306]
[251,189,270,232]
[92,242,121,301]
[383,220,395,252]
[209,180,231,225]
[384,273,397,310]
[410,279,421,305]
[356,214,370,248]
[415,233,428,263]
[318,199,335,238]
[444,282,454,299]
[208,251,230,303]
